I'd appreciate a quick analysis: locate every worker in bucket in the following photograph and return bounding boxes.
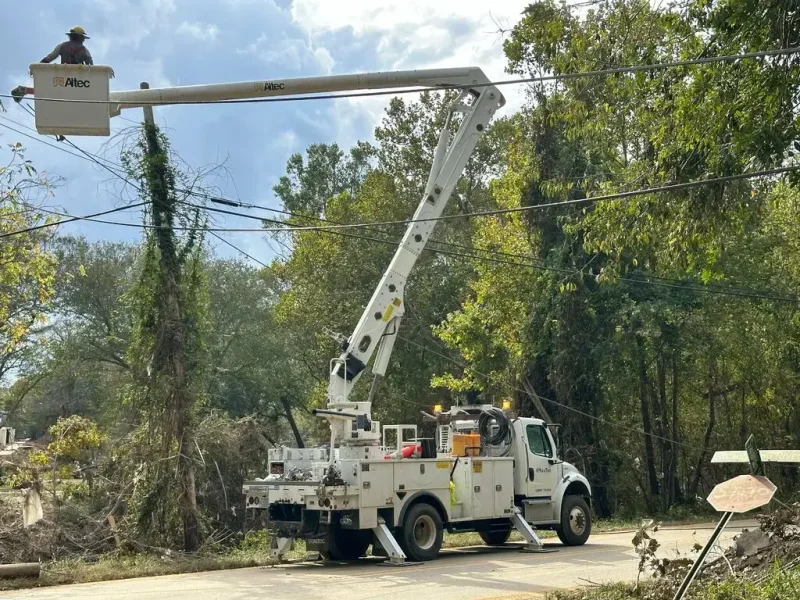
[41,27,94,66]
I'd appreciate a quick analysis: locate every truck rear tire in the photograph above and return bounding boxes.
[328,526,372,561]
[556,495,591,546]
[478,528,511,546]
[399,502,443,561]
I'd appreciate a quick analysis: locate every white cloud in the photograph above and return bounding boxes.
[289,0,529,125]
[313,46,335,75]
[90,0,178,53]
[237,32,334,74]
[291,0,518,36]
[176,21,219,42]
[272,130,299,151]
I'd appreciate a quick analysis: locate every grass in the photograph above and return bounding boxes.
[547,564,800,600]
[0,514,721,592]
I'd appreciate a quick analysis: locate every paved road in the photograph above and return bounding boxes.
[3,522,755,600]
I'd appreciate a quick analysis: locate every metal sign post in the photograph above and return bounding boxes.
[672,437,784,600]
[671,511,734,600]
[745,435,765,476]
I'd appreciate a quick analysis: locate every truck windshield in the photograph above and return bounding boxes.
[526,424,553,458]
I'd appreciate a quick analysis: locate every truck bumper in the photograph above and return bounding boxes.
[246,480,372,537]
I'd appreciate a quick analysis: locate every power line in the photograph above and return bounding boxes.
[0,200,148,239]
[4,108,796,256]
[135,165,800,233]
[5,99,797,303]
[0,118,95,162]
[183,195,798,301]
[208,231,268,268]
[4,47,798,108]
[29,193,795,303]
[3,114,274,270]
[3,128,792,303]
[396,334,707,452]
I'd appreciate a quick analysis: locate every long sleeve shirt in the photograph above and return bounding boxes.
[41,41,93,65]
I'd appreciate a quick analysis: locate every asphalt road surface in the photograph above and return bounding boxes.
[2,521,755,600]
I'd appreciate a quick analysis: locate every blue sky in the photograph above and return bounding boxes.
[1,0,530,265]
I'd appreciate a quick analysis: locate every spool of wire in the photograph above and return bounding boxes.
[478,406,512,455]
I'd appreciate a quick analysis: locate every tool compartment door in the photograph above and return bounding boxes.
[469,459,495,519]
[359,461,393,508]
[493,459,515,516]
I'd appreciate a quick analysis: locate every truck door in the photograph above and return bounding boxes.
[524,423,559,499]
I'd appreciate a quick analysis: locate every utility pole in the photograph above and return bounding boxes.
[139,82,199,552]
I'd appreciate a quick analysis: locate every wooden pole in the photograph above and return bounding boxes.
[139,82,199,553]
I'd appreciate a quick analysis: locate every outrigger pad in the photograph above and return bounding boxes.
[375,559,423,567]
[520,546,558,554]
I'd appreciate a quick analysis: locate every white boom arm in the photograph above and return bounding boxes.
[17,63,504,443]
[324,78,504,441]
[107,68,497,114]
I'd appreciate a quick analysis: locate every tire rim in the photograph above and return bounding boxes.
[569,506,587,536]
[413,514,436,550]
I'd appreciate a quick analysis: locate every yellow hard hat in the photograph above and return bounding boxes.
[67,26,89,39]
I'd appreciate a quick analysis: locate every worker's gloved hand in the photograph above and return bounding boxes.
[10,86,27,103]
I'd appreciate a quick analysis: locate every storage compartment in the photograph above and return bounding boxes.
[450,457,515,521]
[451,433,481,457]
[30,63,113,136]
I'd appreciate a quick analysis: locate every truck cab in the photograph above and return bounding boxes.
[511,418,592,546]
[436,409,592,547]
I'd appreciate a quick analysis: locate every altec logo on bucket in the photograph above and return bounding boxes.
[53,77,91,88]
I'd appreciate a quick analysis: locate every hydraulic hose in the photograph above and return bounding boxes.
[478,407,512,454]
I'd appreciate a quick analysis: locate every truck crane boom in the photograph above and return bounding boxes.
[323,83,504,445]
[15,62,504,445]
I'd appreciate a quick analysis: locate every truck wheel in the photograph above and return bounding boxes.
[328,527,372,561]
[400,502,443,561]
[479,528,511,546]
[556,495,591,546]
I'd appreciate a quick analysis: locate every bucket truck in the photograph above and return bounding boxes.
[14,63,593,564]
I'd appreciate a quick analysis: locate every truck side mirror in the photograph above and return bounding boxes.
[548,423,564,459]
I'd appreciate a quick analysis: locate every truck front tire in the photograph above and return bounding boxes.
[399,502,443,561]
[556,495,591,546]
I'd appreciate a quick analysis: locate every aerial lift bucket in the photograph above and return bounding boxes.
[28,63,113,136]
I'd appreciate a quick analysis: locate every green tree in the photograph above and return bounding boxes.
[273,142,375,217]
[123,124,208,552]
[436,0,800,516]
[0,143,57,384]
[205,257,311,446]
[4,237,140,437]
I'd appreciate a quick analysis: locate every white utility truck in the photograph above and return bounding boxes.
[13,62,592,565]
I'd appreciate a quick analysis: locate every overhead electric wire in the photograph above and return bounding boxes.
[3,47,798,108]
[184,181,793,300]
[7,126,777,237]
[26,194,794,303]
[126,165,800,233]
[397,334,708,452]
[0,200,148,239]
[5,114,795,302]
[5,87,798,303]
[0,118,95,162]
[208,231,268,267]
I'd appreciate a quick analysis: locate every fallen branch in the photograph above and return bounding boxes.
[0,562,40,579]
